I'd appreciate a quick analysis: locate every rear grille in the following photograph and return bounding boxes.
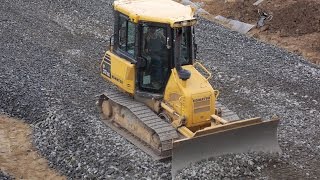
[193,97,210,114]
[194,106,210,113]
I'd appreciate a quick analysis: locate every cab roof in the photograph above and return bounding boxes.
[113,0,196,27]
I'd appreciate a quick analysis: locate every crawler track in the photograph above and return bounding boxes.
[97,89,242,160]
[98,89,178,159]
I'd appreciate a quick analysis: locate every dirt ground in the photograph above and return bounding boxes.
[0,115,65,180]
[193,0,320,64]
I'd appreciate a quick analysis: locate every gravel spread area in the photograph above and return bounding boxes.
[1,0,319,179]
[0,171,12,180]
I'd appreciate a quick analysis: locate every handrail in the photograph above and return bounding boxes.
[193,61,212,80]
[214,90,220,99]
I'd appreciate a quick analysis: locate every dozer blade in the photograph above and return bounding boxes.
[172,118,281,177]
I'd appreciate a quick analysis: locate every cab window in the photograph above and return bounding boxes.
[178,26,192,65]
[139,24,169,92]
[118,15,136,56]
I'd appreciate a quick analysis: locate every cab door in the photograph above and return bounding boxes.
[137,23,171,93]
[101,13,137,94]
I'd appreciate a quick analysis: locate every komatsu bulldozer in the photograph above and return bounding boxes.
[97,0,281,176]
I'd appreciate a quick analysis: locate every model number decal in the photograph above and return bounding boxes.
[102,61,111,78]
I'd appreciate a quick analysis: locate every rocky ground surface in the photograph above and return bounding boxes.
[0,171,12,180]
[0,0,319,179]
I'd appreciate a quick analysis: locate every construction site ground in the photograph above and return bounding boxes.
[0,115,65,179]
[0,0,319,179]
[193,0,320,64]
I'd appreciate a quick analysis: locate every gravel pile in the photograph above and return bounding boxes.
[1,0,319,179]
[192,18,320,179]
[176,152,282,180]
[1,0,169,179]
[0,171,12,180]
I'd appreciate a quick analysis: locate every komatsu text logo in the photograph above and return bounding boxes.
[193,97,210,102]
[112,75,123,84]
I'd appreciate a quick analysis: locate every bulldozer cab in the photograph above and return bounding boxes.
[111,11,195,94]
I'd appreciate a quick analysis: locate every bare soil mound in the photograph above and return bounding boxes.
[264,1,320,37]
[195,0,320,64]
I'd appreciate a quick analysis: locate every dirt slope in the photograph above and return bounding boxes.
[194,0,320,64]
[0,115,65,180]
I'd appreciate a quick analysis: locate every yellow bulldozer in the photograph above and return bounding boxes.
[97,0,281,176]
